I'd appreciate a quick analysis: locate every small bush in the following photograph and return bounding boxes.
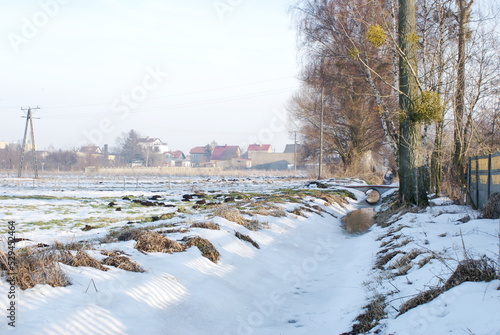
[183,236,220,263]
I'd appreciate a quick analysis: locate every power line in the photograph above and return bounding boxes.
[24,76,297,111]
[43,86,298,120]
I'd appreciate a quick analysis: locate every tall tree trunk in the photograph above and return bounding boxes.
[398,0,429,206]
[453,0,473,201]
[431,120,444,194]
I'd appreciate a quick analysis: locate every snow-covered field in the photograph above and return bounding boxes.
[0,175,498,335]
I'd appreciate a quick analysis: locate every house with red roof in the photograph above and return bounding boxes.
[210,145,242,168]
[165,151,187,167]
[189,145,212,166]
[247,144,273,153]
[243,143,273,159]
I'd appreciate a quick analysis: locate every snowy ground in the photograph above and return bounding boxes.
[0,175,498,335]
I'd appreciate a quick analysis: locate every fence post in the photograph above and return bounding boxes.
[475,156,479,209]
[487,153,492,199]
[467,157,471,204]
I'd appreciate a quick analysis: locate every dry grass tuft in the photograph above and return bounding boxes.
[342,208,375,234]
[213,205,266,231]
[288,207,306,217]
[391,249,424,276]
[398,287,443,315]
[213,206,247,225]
[374,250,402,270]
[417,255,435,268]
[183,236,220,263]
[235,232,260,249]
[135,231,185,253]
[399,256,498,316]
[343,295,386,334]
[59,250,108,271]
[190,222,220,230]
[443,257,497,289]
[53,241,92,251]
[102,255,145,272]
[0,248,70,290]
[246,204,287,217]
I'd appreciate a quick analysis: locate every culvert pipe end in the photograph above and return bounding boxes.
[365,188,381,205]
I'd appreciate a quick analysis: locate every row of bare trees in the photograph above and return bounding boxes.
[0,130,157,172]
[289,0,499,205]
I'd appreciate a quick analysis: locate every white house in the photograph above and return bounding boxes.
[137,137,169,154]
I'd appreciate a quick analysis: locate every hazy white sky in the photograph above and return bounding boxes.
[0,0,300,154]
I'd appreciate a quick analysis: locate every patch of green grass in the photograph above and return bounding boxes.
[30,219,71,227]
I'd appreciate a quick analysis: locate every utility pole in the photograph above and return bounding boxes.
[18,106,40,178]
[318,87,324,180]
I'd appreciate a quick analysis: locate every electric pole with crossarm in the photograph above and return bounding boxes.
[18,106,40,178]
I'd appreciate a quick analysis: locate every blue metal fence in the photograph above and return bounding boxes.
[467,151,500,209]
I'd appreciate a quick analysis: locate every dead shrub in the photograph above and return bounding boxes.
[190,222,220,230]
[235,232,260,249]
[1,249,70,290]
[482,192,500,219]
[102,255,145,273]
[134,231,185,253]
[183,236,220,263]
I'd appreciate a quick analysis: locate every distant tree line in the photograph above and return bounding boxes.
[0,129,160,172]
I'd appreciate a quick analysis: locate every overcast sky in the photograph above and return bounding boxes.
[0,0,300,154]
